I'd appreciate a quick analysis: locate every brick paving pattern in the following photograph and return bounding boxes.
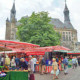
[35,66,80,80]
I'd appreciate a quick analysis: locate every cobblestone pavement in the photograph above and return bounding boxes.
[35,66,80,80]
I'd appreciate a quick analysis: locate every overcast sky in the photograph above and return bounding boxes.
[0,0,80,42]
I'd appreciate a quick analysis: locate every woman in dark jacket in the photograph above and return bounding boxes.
[20,58,28,70]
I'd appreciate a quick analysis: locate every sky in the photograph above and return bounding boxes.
[0,0,80,41]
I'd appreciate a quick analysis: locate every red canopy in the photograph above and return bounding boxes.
[0,40,70,55]
[0,40,40,48]
[51,45,70,51]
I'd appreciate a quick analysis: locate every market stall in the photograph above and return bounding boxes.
[0,40,71,75]
[0,40,40,80]
[0,71,28,80]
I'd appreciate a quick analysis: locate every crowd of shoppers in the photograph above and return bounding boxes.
[0,54,80,80]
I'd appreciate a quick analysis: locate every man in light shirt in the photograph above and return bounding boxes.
[28,56,34,73]
[32,56,37,73]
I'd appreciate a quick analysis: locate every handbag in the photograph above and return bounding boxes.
[56,69,59,76]
[51,70,54,74]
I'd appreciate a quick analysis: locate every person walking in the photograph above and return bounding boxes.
[28,56,34,73]
[28,56,35,80]
[72,57,77,69]
[52,58,58,80]
[1,55,5,66]
[41,56,47,74]
[39,55,43,74]
[63,56,68,75]
[32,56,37,73]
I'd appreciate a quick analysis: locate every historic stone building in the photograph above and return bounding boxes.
[50,1,78,50]
[5,0,79,50]
[5,1,17,40]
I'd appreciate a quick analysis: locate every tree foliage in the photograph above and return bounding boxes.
[17,11,61,47]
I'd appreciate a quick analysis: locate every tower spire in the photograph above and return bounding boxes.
[64,0,68,11]
[10,0,16,22]
[14,0,15,3]
[12,0,16,12]
[64,0,70,23]
[65,0,66,4]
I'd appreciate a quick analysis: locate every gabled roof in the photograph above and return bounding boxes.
[50,18,74,29]
[50,18,65,28]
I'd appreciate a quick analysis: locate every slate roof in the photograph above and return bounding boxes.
[64,22,74,29]
[50,18,74,29]
[50,18,65,28]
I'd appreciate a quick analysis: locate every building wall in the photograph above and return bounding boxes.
[54,28,78,50]
[6,21,17,40]
[5,21,11,40]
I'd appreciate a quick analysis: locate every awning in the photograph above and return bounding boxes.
[54,50,68,53]
[67,53,80,54]
[0,51,17,54]
[26,51,45,55]
[67,50,80,54]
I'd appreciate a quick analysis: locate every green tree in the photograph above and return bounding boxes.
[17,11,61,47]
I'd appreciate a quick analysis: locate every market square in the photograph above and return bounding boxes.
[0,0,80,80]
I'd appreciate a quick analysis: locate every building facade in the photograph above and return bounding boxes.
[50,1,78,50]
[5,0,79,50]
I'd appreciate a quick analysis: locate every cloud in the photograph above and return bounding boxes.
[0,25,5,40]
[67,0,80,41]
[0,0,80,42]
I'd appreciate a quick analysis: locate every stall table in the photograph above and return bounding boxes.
[0,71,28,80]
[35,65,52,73]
